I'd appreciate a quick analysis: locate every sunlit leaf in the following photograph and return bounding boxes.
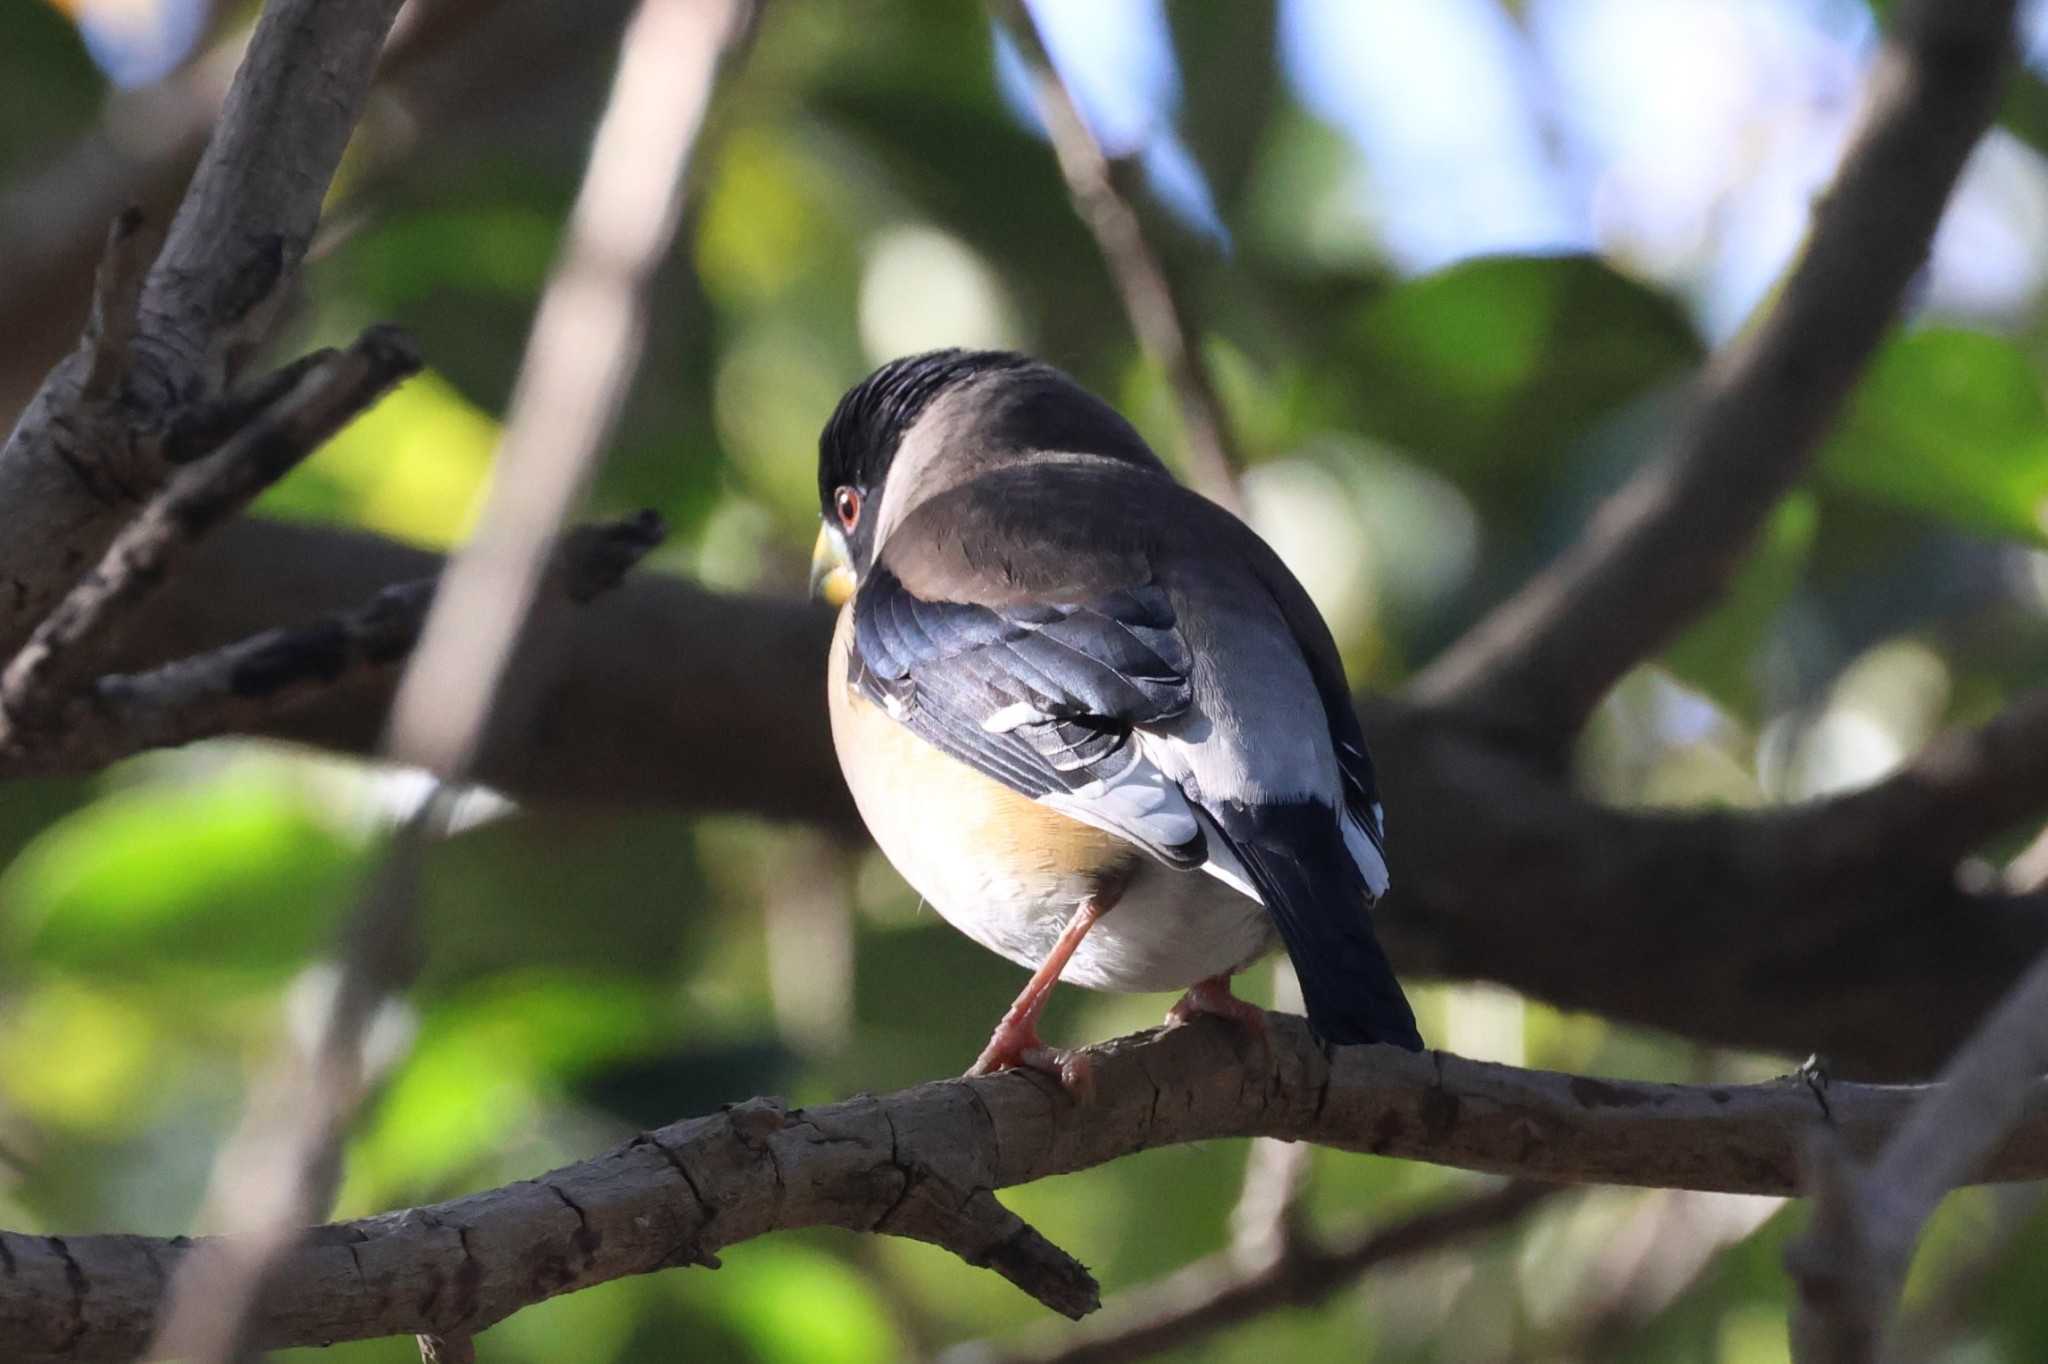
[707,1241,900,1364]
[256,367,498,547]
[5,777,362,977]
[0,981,160,1126]
[343,974,673,1206]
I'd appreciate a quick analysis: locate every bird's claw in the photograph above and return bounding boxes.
[1165,976,1272,1059]
[967,1028,1095,1100]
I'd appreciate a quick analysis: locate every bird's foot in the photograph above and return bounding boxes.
[966,1023,1095,1100]
[1166,975,1270,1050]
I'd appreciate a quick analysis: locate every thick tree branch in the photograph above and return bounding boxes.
[0,513,661,779]
[0,327,420,744]
[11,1016,2048,1361]
[1408,0,2019,748]
[0,0,410,654]
[987,0,1245,513]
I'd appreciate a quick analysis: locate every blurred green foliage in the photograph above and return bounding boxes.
[5,1,2048,1361]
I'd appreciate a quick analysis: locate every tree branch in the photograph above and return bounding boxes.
[0,326,421,743]
[0,0,411,654]
[948,1180,1558,1364]
[0,0,556,422]
[1787,904,2048,1357]
[10,1016,2048,1361]
[0,514,663,782]
[1801,686,2048,870]
[986,0,1245,513]
[1407,0,2019,749]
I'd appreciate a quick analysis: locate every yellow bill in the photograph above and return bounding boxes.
[810,524,856,607]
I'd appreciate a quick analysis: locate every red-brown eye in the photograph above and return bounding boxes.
[834,485,861,530]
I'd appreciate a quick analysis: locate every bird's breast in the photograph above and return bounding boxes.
[828,607,1274,992]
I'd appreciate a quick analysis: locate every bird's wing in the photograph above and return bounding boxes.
[850,556,1208,867]
[853,463,1418,1047]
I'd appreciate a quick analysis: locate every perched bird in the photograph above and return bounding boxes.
[812,349,1421,1088]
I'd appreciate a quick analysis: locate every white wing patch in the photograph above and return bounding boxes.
[1342,805,1391,898]
[1038,748,1202,857]
[981,702,1047,734]
[1192,809,1261,903]
[1028,737,1386,905]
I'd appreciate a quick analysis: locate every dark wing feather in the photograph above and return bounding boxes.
[850,562,1204,865]
[1208,801,1420,1050]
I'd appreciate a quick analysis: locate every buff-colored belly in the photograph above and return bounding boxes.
[828,607,1275,992]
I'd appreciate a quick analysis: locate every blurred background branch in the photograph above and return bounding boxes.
[1407,0,2020,754]
[987,0,1245,513]
[946,1179,1558,1364]
[1787,845,2048,1362]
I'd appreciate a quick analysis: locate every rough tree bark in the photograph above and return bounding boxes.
[10,1015,2048,1363]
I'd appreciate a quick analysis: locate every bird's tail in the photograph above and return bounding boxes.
[1224,806,1421,1051]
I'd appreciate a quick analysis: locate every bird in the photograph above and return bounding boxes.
[811,349,1421,1090]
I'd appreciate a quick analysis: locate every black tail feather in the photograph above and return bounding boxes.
[1223,805,1421,1051]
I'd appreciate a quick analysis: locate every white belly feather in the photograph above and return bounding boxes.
[829,608,1276,993]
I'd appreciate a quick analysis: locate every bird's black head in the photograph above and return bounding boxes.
[815,349,1031,581]
[812,349,1163,601]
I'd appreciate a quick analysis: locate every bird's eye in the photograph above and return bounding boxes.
[834,485,861,531]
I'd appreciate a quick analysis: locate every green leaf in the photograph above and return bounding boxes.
[1664,493,1819,721]
[707,1242,900,1364]
[1341,255,1703,512]
[256,367,498,547]
[5,777,362,978]
[1820,328,2048,543]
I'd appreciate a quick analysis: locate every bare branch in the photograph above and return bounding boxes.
[986,0,1245,514]
[79,208,160,400]
[1408,0,2020,747]
[0,327,420,740]
[12,1016,2048,1361]
[949,1180,1557,1364]
[0,513,663,778]
[0,0,545,422]
[0,0,410,653]
[1788,891,2048,1357]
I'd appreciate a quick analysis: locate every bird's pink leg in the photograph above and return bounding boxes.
[967,894,1112,1097]
[1166,973,1270,1043]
